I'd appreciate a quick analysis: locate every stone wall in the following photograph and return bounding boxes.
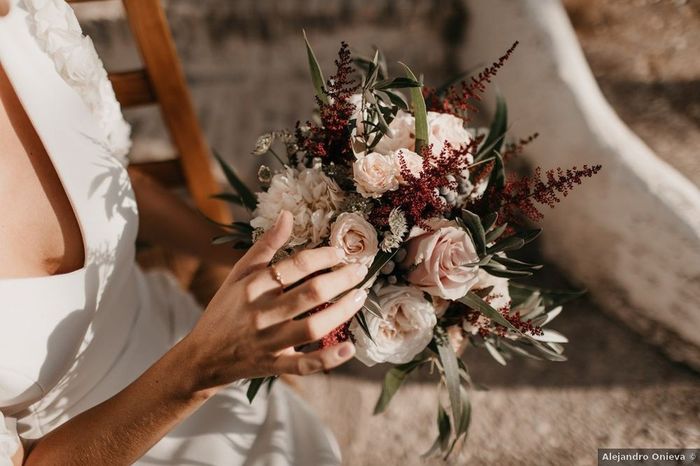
[78,0,470,189]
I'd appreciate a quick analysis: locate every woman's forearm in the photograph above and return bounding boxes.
[24,339,213,466]
[127,167,242,267]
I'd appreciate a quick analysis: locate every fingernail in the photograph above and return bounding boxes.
[353,289,367,303]
[335,248,346,259]
[274,211,286,228]
[355,264,368,277]
[337,343,355,359]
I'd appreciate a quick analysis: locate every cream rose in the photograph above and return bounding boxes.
[329,212,378,268]
[403,219,480,300]
[473,268,511,311]
[351,285,437,366]
[394,148,423,181]
[373,110,416,155]
[427,112,472,159]
[373,111,471,160]
[353,152,400,198]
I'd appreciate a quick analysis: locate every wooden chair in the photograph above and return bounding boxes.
[68,0,232,298]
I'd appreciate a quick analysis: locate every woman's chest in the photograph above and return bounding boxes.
[0,71,85,279]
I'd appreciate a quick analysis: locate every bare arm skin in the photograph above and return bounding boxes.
[127,167,241,267]
[23,212,365,465]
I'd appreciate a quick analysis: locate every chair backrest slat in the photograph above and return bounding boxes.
[67,0,231,224]
[109,70,157,107]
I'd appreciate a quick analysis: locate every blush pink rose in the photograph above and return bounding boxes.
[403,220,479,300]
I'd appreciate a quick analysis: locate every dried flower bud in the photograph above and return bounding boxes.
[257,165,272,186]
[252,133,274,156]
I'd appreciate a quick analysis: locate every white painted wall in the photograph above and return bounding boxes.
[462,0,700,366]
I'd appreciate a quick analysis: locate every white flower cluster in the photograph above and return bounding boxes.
[251,164,344,248]
[21,0,132,163]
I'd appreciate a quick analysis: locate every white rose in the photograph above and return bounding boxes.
[403,219,480,300]
[473,268,511,311]
[351,285,437,366]
[251,165,343,247]
[353,152,400,198]
[329,212,379,268]
[393,148,423,182]
[373,110,416,155]
[374,111,472,161]
[427,112,472,159]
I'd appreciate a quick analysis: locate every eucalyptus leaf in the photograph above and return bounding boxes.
[531,329,569,343]
[513,228,543,245]
[481,212,499,232]
[354,311,374,342]
[459,292,567,361]
[436,335,462,431]
[500,340,543,361]
[509,283,586,308]
[374,358,427,414]
[461,209,487,256]
[378,89,408,110]
[423,404,452,458]
[302,30,328,105]
[485,223,508,244]
[211,192,243,205]
[362,294,383,319]
[475,94,508,162]
[491,255,543,271]
[214,151,257,211]
[357,250,398,289]
[487,235,526,254]
[445,386,472,458]
[482,266,533,279]
[398,62,428,152]
[374,77,421,90]
[246,377,267,403]
[484,340,507,366]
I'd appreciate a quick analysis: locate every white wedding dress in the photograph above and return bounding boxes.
[0,1,341,464]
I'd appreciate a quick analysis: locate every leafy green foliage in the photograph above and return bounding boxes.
[398,62,429,152]
[436,330,463,437]
[213,151,257,211]
[302,30,328,105]
[374,357,428,414]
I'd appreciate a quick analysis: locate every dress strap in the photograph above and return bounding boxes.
[19,0,131,164]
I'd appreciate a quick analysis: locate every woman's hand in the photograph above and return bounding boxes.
[180,210,367,392]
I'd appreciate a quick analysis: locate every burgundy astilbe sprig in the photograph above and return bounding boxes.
[502,132,539,162]
[370,140,479,228]
[298,42,359,165]
[465,306,544,339]
[497,164,602,222]
[425,41,519,119]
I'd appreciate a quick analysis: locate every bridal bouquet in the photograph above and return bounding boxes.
[214,35,601,457]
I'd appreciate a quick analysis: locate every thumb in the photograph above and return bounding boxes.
[228,210,293,281]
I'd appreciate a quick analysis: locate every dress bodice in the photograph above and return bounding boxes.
[0,0,139,428]
[0,3,342,464]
